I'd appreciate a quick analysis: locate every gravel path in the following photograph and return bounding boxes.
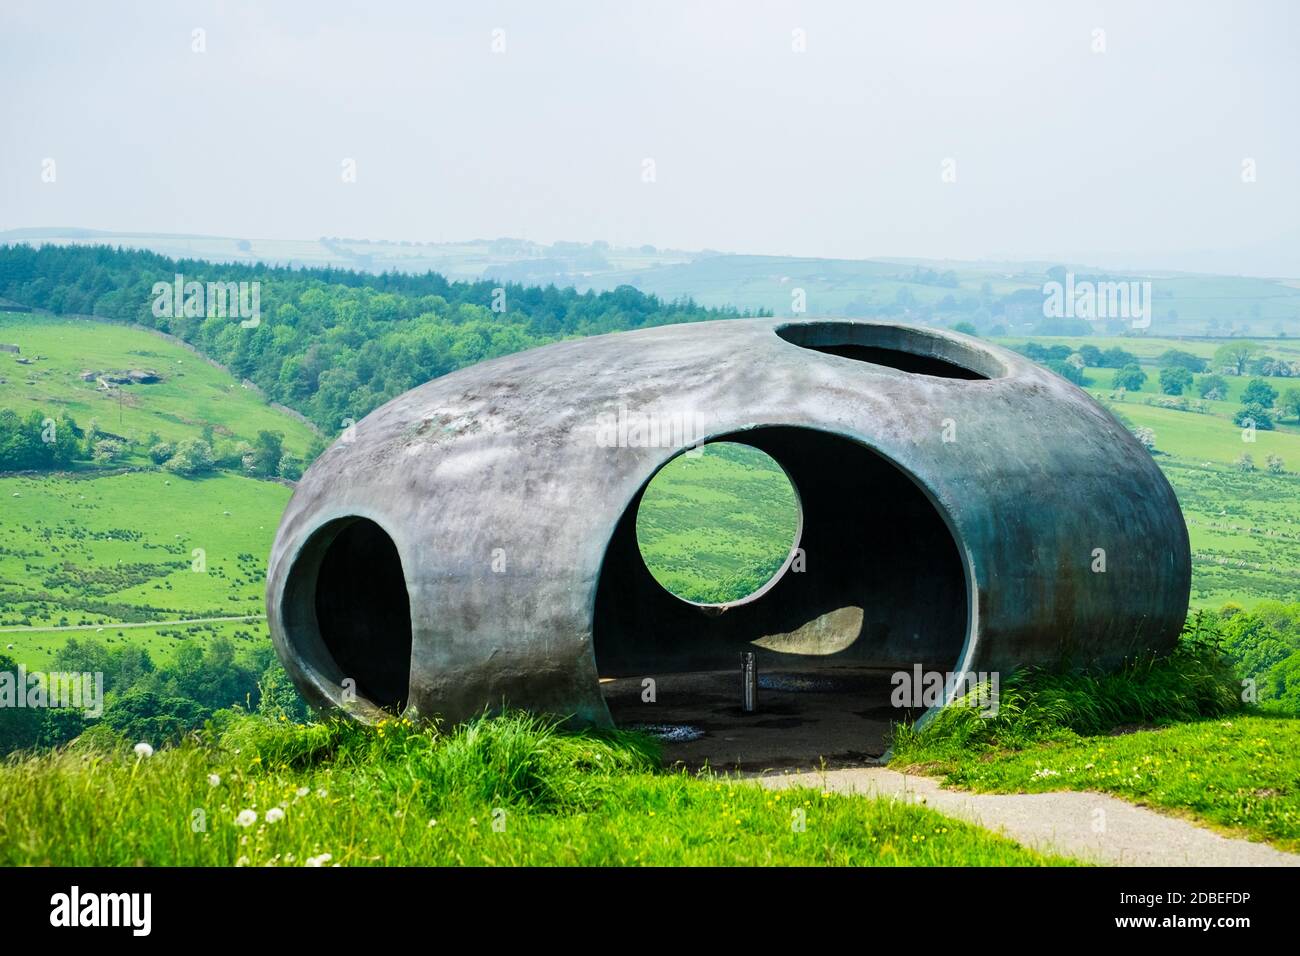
[754,767,1300,866]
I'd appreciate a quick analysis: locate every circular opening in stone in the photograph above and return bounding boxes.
[634,442,802,607]
[775,321,1005,380]
[281,516,412,713]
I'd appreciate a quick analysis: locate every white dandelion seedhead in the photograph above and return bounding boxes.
[265,807,286,824]
[208,773,221,787]
[133,742,154,758]
[235,809,258,827]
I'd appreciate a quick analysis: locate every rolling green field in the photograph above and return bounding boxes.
[0,471,285,667]
[636,443,799,604]
[993,334,1300,608]
[0,312,317,460]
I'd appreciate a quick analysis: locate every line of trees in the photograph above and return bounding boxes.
[0,409,83,470]
[0,244,754,438]
[0,635,307,755]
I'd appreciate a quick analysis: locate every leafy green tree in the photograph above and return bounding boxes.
[162,438,216,476]
[1234,404,1274,430]
[0,408,81,470]
[1046,359,1085,385]
[0,653,44,754]
[1280,388,1300,422]
[100,691,211,747]
[92,438,126,465]
[1197,374,1229,400]
[251,430,285,477]
[1157,349,1207,372]
[1213,341,1260,375]
[1159,366,1193,395]
[1112,364,1147,391]
[1242,378,1278,407]
[1100,347,1140,369]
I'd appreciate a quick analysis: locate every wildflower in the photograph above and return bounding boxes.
[305,853,332,867]
[133,742,154,758]
[236,856,249,867]
[208,773,221,787]
[265,807,285,824]
[427,818,438,828]
[316,788,328,798]
[235,809,257,827]
[296,786,310,797]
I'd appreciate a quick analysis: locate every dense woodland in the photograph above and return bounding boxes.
[0,244,757,437]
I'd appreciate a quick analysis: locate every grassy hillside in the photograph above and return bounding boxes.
[0,312,317,460]
[0,712,1072,866]
[0,471,285,667]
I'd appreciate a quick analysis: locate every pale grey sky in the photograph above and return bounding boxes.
[2,0,1296,275]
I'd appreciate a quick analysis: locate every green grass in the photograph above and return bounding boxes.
[995,334,1300,364]
[0,618,266,672]
[897,715,1300,853]
[0,312,317,459]
[1098,399,1300,464]
[1162,461,1300,607]
[0,712,1072,866]
[0,471,286,648]
[636,442,799,604]
[891,637,1242,760]
[887,638,1300,851]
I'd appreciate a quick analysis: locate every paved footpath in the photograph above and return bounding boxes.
[753,767,1300,866]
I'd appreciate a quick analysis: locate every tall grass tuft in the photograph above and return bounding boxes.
[212,708,661,812]
[890,616,1243,764]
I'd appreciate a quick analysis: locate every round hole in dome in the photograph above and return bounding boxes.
[634,442,802,608]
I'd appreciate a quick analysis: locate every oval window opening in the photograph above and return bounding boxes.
[635,442,801,607]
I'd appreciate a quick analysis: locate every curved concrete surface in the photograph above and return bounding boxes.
[265,318,1191,726]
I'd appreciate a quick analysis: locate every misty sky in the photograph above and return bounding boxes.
[2,0,1296,275]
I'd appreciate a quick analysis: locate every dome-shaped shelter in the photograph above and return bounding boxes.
[266,319,1190,728]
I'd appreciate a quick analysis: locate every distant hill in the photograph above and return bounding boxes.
[3,228,1298,339]
[0,242,748,435]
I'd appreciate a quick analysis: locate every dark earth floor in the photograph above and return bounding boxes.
[601,665,923,772]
